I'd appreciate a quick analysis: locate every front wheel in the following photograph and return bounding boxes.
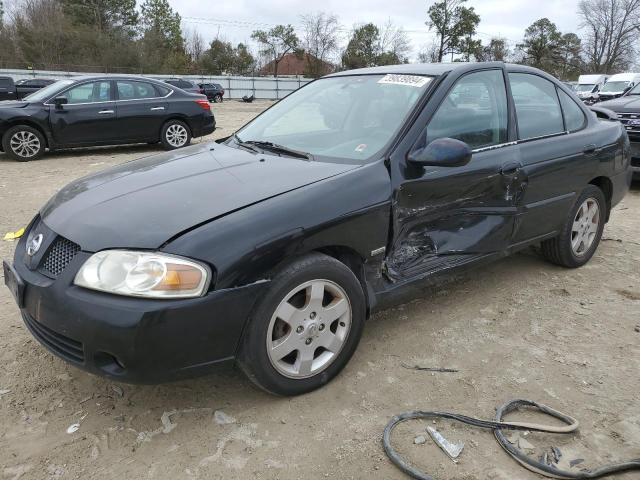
[238,253,366,396]
[540,185,606,268]
[160,120,191,150]
[2,125,46,161]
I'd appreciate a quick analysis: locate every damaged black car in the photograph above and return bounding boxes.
[3,62,632,396]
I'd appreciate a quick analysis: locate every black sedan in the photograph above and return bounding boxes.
[0,76,215,161]
[3,63,632,396]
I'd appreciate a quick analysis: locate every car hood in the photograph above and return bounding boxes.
[598,96,640,112]
[0,101,30,109]
[41,142,359,251]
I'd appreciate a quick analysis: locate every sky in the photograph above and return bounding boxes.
[171,0,584,60]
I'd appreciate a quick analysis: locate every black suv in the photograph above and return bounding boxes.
[199,83,225,103]
[0,75,215,161]
[163,79,203,95]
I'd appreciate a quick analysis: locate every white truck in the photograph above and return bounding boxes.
[597,72,640,102]
[575,74,608,102]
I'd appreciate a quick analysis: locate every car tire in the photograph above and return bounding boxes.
[2,125,46,161]
[237,253,366,396]
[160,120,191,150]
[214,94,223,103]
[540,185,606,268]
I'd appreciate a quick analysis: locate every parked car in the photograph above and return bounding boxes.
[574,74,608,103]
[0,76,17,101]
[163,78,203,95]
[596,73,640,102]
[0,75,215,161]
[15,78,57,99]
[3,63,631,396]
[598,83,640,178]
[199,82,225,103]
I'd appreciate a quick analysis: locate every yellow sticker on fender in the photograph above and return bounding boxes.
[378,74,432,88]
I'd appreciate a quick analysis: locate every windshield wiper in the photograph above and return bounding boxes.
[232,134,262,154]
[243,140,313,160]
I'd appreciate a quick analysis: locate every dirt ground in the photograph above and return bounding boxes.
[1,100,639,480]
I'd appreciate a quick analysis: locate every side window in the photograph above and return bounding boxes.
[61,82,111,104]
[117,81,160,100]
[178,80,192,89]
[558,89,586,132]
[155,84,171,97]
[427,69,508,149]
[509,73,564,139]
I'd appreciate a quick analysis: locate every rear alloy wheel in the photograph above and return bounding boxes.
[161,120,191,150]
[214,94,223,103]
[238,253,366,396]
[541,185,606,268]
[2,125,45,161]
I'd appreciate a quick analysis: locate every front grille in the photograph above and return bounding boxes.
[23,313,84,363]
[616,112,640,134]
[39,236,80,277]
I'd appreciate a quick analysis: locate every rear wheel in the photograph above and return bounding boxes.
[540,185,606,268]
[238,253,366,396]
[2,125,46,161]
[160,120,191,150]
[213,94,223,103]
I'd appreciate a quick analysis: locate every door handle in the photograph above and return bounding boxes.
[500,161,521,175]
[150,107,165,111]
[98,110,114,114]
[583,144,597,155]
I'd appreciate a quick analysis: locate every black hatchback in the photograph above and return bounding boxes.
[0,76,215,161]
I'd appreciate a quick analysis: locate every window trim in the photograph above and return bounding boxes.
[114,80,173,102]
[44,79,173,106]
[416,67,511,153]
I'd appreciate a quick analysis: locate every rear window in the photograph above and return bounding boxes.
[178,80,193,89]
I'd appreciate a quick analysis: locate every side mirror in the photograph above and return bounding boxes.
[408,138,472,168]
[53,96,68,108]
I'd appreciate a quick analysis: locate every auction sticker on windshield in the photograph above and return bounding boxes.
[378,74,432,88]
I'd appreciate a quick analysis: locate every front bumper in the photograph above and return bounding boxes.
[4,226,268,384]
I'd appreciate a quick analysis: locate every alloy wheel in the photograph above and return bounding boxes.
[165,124,188,148]
[266,279,352,379]
[10,131,41,158]
[571,197,600,256]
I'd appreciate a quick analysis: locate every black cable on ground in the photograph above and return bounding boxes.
[382,399,640,480]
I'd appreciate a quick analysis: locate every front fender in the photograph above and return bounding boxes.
[162,161,392,290]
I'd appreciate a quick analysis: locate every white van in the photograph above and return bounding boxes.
[598,73,640,101]
[575,74,608,101]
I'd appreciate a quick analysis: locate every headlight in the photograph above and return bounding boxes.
[74,250,210,299]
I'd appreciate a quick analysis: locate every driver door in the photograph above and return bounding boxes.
[49,80,119,146]
[386,68,525,280]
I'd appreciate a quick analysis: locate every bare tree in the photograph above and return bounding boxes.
[300,11,339,77]
[379,19,411,62]
[185,27,205,62]
[578,0,640,73]
[417,42,440,63]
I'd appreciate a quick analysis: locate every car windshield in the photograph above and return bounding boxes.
[600,81,629,93]
[234,74,433,163]
[575,84,595,92]
[24,80,74,102]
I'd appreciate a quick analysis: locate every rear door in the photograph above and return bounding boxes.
[508,72,594,243]
[0,77,16,101]
[114,80,169,141]
[48,80,119,146]
[388,68,524,280]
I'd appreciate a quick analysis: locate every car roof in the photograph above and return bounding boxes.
[327,62,545,78]
[66,75,171,86]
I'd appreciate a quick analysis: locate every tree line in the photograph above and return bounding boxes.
[0,0,639,79]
